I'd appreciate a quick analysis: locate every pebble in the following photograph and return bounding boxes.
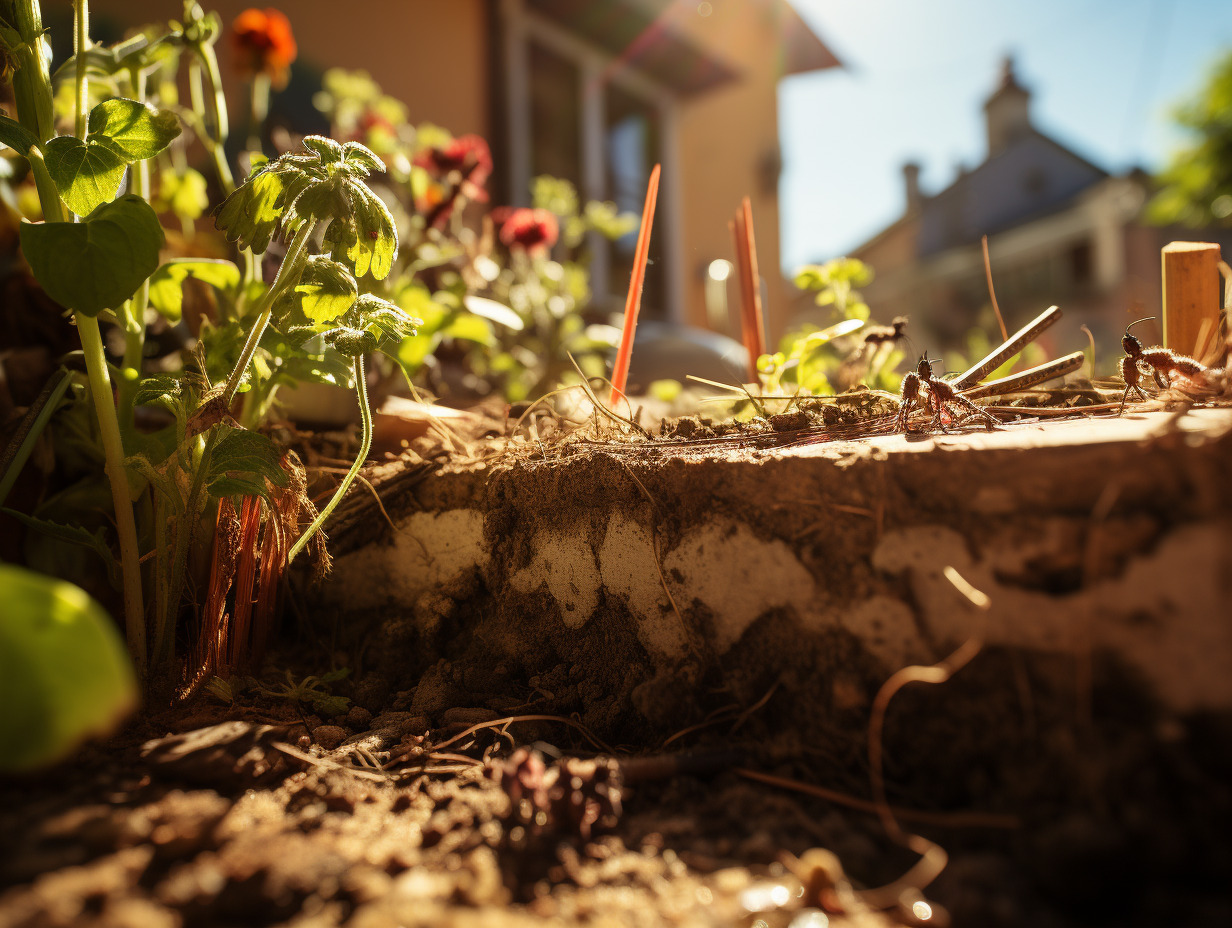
[313,725,348,750]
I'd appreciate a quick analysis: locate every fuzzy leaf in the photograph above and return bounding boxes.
[294,257,357,324]
[148,258,240,322]
[206,427,289,502]
[0,564,138,771]
[43,135,127,216]
[346,184,397,280]
[214,166,290,254]
[87,98,181,161]
[2,508,122,590]
[20,195,164,316]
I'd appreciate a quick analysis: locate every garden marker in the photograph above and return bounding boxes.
[732,197,766,382]
[609,163,660,408]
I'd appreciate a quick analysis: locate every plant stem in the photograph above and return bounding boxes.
[6,0,56,143]
[219,219,316,410]
[78,315,147,678]
[187,54,234,194]
[247,72,269,153]
[73,0,88,139]
[117,67,150,434]
[26,145,64,222]
[287,353,370,564]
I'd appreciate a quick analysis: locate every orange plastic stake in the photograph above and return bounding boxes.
[730,216,755,381]
[609,163,661,408]
[736,197,766,381]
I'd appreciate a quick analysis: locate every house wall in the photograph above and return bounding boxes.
[660,0,791,339]
[89,0,492,139]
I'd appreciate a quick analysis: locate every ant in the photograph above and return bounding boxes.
[1117,316,1208,415]
[862,316,909,349]
[896,354,1000,433]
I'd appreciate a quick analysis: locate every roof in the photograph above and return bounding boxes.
[527,0,840,95]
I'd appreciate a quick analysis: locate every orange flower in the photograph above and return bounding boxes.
[231,8,297,88]
[498,208,559,256]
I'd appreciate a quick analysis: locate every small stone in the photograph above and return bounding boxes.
[345,706,373,729]
[313,725,348,750]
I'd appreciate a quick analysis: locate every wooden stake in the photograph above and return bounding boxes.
[609,164,661,408]
[1161,241,1221,359]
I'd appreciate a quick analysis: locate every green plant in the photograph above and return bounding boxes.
[0,563,138,770]
[0,1,412,692]
[1147,49,1232,229]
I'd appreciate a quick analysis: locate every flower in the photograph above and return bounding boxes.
[231,8,297,88]
[497,208,559,256]
[414,134,492,201]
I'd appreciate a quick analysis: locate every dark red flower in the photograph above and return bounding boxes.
[498,208,559,256]
[414,134,492,201]
[231,8,297,88]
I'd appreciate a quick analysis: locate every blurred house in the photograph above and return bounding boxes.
[837,57,1232,356]
[91,0,841,340]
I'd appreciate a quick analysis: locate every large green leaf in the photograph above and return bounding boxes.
[20,195,164,317]
[214,166,289,254]
[87,98,181,161]
[43,135,127,217]
[147,258,240,322]
[345,183,397,280]
[0,564,138,771]
[0,113,38,154]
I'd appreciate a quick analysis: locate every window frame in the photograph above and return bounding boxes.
[500,0,685,321]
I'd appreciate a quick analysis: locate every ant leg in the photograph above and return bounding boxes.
[1118,384,1132,417]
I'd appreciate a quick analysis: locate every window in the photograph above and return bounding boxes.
[502,0,679,319]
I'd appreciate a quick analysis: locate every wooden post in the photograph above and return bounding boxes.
[1161,242,1221,359]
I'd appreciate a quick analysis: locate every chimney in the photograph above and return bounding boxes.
[902,161,922,214]
[983,55,1031,156]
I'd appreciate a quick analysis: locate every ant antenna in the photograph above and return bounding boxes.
[1125,316,1155,337]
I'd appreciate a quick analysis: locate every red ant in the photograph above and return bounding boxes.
[897,354,1000,433]
[1118,316,1207,415]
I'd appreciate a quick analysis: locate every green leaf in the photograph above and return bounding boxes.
[442,314,494,346]
[20,195,164,316]
[0,113,38,154]
[148,259,241,323]
[214,165,291,254]
[0,564,138,771]
[87,98,181,161]
[345,183,397,280]
[1,508,122,590]
[294,256,357,324]
[43,135,127,217]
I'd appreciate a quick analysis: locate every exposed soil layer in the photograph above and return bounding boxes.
[5,410,1232,927]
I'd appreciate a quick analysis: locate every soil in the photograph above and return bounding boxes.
[3,634,1231,928]
[5,409,1232,927]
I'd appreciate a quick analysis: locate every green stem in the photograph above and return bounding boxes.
[247,72,269,153]
[187,54,233,194]
[73,0,88,139]
[219,220,316,410]
[26,145,65,222]
[6,0,56,143]
[78,315,147,678]
[117,67,150,434]
[0,368,71,507]
[287,354,370,564]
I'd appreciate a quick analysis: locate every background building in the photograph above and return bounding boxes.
[829,57,1232,359]
[88,0,840,342]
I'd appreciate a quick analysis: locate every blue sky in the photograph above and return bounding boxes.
[778,0,1232,270]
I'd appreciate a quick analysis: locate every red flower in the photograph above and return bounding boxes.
[498,208,559,256]
[231,8,297,88]
[414,134,492,202]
